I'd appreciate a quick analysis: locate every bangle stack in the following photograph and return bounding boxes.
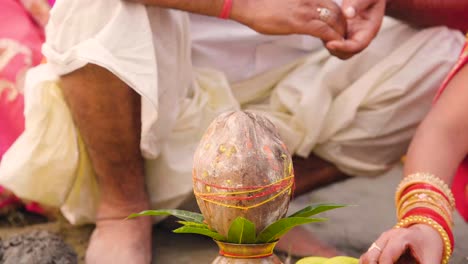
[395,172,455,264]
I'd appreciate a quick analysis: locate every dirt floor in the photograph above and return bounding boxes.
[1,165,467,264]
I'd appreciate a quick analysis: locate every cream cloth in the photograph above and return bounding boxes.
[0,0,464,224]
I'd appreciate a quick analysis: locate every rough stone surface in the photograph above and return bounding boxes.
[0,230,77,264]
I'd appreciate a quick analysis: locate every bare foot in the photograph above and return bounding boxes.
[0,186,21,215]
[86,216,152,264]
[85,202,153,264]
[276,226,342,258]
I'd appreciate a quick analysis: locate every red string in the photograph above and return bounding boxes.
[193,176,291,191]
[197,179,291,201]
[218,0,233,19]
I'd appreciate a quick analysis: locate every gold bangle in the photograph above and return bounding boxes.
[397,189,453,211]
[395,173,455,207]
[398,199,453,226]
[397,190,454,219]
[399,200,453,226]
[395,173,455,208]
[398,202,453,227]
[395,215,452,264]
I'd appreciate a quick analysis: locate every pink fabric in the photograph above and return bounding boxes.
[453,158,468,222]
[0,89,25,160]
[0,0,45,82]
[433,39,468,222]
[0,0,50,214]
[0,0,48,161]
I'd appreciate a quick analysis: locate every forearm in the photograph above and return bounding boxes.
[404,120,465,185]
[127,0,249,23]
[386,0,468,32]
[404,64,468,184]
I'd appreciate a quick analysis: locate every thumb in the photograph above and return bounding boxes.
[341,0,373,18]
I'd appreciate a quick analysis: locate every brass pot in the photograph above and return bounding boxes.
[212,241,283,264]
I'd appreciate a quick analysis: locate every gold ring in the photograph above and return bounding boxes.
[368,242,382,252]
[317,7,331,22]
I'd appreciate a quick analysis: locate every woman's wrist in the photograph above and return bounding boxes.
[394,172,455,263]
[396,216,451,264]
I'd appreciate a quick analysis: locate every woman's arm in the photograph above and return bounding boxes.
[386,0,468,32]
[360,60,468,264]
[405,61,468,183]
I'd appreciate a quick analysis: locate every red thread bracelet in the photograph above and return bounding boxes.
[219,0,233,19]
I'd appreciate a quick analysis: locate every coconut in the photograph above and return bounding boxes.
[193,111,294,237]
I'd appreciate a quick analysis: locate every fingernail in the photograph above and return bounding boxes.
[345,7,356,18]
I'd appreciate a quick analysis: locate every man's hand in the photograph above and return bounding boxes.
[126,0,347,50]
[232,0,347,44]
[326,0,386,59]
[126,0,351,58]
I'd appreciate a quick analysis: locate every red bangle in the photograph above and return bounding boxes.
[403,207,454,250]
[400,183,451,205]
[219,0,233,19]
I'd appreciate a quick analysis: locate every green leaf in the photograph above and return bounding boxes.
[173,226,226,241]
[256,217,326,243]
[288,203,346,218]
[227,217,256,244]
[127,209,204,223]
[177,221,210,229]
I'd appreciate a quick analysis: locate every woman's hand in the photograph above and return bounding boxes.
[327,0,386,59]
[360,224,444,264]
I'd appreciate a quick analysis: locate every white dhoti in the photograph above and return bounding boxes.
[0,0,464,224]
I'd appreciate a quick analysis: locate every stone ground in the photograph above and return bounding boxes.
[1,164,468,263]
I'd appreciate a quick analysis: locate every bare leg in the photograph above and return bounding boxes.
[276,226,342,258]
[60,64,151,264]
[293,154,350,197]
[275,154,349,257]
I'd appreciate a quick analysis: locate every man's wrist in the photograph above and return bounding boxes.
[229,0,253,26]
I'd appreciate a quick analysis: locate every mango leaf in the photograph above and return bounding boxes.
[288,203,346,218]
[177,221,210,229]
[256,217,326,243]
[227,217,256,244]
[127,209,204,223]
[173,226,226,241]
